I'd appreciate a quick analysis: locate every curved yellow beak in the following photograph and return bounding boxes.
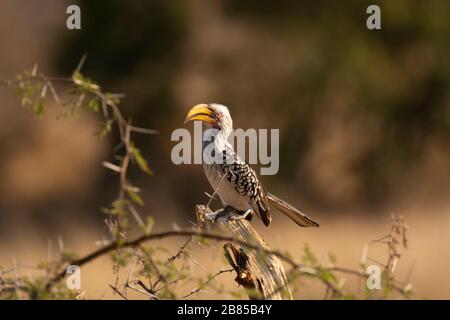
[184,104,215,125]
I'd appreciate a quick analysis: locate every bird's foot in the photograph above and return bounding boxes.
[202,207,222,222]
[206,207,252,224]
[227,209,252,223]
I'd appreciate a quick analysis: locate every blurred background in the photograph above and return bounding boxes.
[1,0,450,299]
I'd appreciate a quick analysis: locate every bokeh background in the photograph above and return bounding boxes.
[1,0,450,299]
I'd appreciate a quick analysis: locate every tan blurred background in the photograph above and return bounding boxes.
[0,0,450,299]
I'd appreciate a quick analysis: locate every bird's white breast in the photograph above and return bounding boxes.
[203,164,251,212]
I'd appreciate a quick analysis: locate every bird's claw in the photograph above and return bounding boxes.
[206,208,251,224]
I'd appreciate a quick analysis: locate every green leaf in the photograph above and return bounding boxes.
[97,119,113,139]
[88,97,100,112]
[33,100,44,117]
[129,142,153,175]
[301,244,318,266]
[127,188,144,206]
[141,216,154,235]
[110,249,133,268]
[72,71,100,93]
[195,235,210,246]
[318,268,338,284]
[110,199,128,217]
[104,92,121,105]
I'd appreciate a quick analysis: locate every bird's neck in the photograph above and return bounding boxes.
[202,127,232,150]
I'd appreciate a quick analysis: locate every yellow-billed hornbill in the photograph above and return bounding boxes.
[185,103,319,228]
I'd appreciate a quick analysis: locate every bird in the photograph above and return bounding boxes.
[184,103,319,228]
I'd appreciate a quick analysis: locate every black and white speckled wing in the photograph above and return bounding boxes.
[221,152,272,226]
[205,149,319,228]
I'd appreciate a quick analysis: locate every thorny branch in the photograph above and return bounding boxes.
[40,221,411,299]
[183,268,234,299]
[1,60,157,238]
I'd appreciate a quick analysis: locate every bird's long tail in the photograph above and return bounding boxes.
[266,193,319,228]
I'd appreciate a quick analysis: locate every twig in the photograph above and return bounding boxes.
[109,284,128,300]
[184,268,234,299]
[44,229,302,291]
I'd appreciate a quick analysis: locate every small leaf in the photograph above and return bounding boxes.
[141,216,154,235]
[129,142,153,175]
[110,199,128,216]
[88,97,100,112]
[127,188,144,206]
[104,92,121,105]
[72,71,100,92]
[302,244,318,266]
[33,100,45,117]
[318,268,338,284]
[97,119,113,139]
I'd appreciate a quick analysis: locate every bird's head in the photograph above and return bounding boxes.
[184,103,233,131]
